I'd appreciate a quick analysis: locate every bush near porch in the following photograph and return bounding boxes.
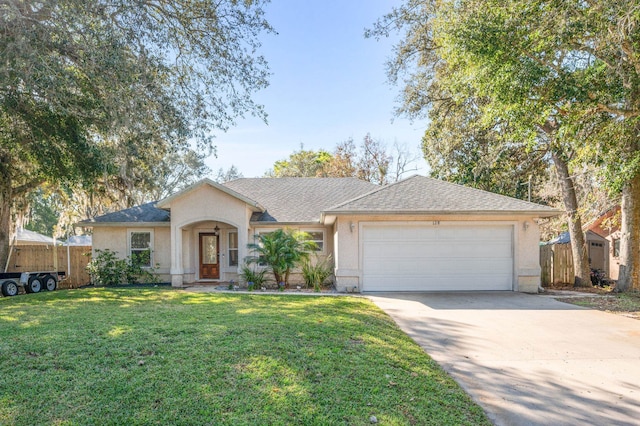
[0,288,488,425]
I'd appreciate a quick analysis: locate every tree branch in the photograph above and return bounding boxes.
[13,179,45,197]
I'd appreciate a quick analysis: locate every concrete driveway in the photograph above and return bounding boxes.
[367,292,640,426]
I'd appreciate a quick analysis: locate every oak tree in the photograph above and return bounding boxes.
[0,0,273,265]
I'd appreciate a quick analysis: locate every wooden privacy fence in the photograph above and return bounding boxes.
[6,245,92,289]
[540,244,574,286]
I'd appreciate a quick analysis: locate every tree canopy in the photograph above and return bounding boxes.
[0,0,273,265]
[267,135,418,184]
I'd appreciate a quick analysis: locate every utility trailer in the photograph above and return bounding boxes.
[0,271,65,297]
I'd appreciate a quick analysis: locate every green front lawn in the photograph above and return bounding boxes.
[0,289,488,425]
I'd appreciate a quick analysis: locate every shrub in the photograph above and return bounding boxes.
[246,228,317,287]
[239,264,268,290]
[302,255,334,292]
[87,249,158,286]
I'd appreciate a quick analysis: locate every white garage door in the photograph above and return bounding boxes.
[362,223,513,291]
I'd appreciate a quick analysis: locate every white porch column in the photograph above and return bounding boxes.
[236,226,250,272]
[170,225,184,287]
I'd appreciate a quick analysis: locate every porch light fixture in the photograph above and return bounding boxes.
[214,225,220,236]
[349,221,355,233]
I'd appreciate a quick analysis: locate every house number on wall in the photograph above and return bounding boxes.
[432,221,440,225]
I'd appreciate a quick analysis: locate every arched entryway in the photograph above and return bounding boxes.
[170,218,247,286]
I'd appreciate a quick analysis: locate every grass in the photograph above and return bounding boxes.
[0,288,488,425]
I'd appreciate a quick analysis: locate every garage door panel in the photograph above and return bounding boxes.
[363,258,512,275]
[363,275,512,292]
[364,242,512,260]
[362,224,513,292]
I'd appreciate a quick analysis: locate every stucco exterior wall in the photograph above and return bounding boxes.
[154,227,171,277]
[165,184,253,286]
[91,225,172,282]
[515,219,542,293]
[92,227,128,258]
[332,214,544,293]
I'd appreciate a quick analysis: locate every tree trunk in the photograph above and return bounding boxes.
[272,268,287,288]
[617,172,640,291]
[551,151,591,287]
[0,158,12,271]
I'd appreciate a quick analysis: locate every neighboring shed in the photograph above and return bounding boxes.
[15,228,56,245]
[63,235,93,246]
[541,230,610,286]
[585,206,621,280]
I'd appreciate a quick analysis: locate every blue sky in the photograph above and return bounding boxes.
[207,0,429,177]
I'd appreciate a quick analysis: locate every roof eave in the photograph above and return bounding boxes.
[324,209,562,218]
[78,221,171,228]
[249,220,323,227]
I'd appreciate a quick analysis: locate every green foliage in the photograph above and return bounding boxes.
[302,255,334,292]
[246,229,317,287]
[267,135,418,183]
[21,188,59,237]
[86,249,157,286]
[0,0,273,267]
[267,145,333,177]
[421,96,548,201]
[239,263,268,290]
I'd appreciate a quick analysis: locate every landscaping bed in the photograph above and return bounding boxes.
[0,288,488,425]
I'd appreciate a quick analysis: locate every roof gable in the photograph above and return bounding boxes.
[156,178,262,210]
[326,175,559,215]
[585,205,620,237]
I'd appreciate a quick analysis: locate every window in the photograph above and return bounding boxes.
[613,238,620,258]
[254,229,277,266]
[257,229,276,237]
[228,232,238,267]
[304,230,324,252]
[129,231,153,268]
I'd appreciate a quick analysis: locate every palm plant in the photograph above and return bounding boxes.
[302,254,334,292]
[239,263,267,290]
[246,228,317,287]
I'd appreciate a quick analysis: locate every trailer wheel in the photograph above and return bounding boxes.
[43,275,57,291]
[27,276,42,293]
[1,280,19,297]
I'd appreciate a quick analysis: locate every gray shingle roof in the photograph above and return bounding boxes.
[83,175,558,226]
[326,175,558,215]
[81,202,170,224]
[223,178,379,223]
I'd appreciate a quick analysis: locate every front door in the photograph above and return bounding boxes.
[199,233,220,279]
